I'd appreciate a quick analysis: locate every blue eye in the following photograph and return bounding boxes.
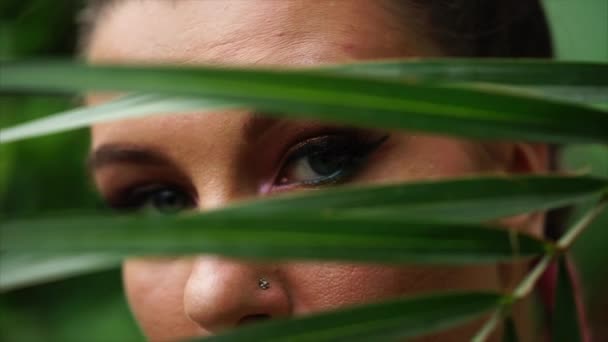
[116,184,194,214]
[275,134,387,188]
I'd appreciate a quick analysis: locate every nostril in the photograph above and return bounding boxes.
[238,314,271,326]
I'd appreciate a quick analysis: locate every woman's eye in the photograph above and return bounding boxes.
[111,184,195,214]
[275,134,387,188]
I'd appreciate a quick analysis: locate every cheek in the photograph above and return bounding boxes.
[123,258,201,341]
[363,134,485,183]
[282,262,501,314]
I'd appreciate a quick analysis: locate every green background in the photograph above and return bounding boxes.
[1,1,606,341]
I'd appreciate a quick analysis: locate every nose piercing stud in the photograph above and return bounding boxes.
[258,278,270,290]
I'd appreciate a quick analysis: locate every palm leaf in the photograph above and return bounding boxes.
[200,291,501,342]
[0,213,548,264]
[1,61,607,144]
[0,93,232,143]
[0,253,120,292]
[328,59,607,86]
[552,257,584,342]
[219,175,608,222]
[4,175,604,291]
[329,59,608,105]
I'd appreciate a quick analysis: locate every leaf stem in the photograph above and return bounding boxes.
[471,309,501,342]
[513,254,553,300]
[470,198,606,341]
[470,255,553,342]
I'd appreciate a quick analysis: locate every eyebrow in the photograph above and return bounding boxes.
[88,144,174,170]
[90,113,300,170]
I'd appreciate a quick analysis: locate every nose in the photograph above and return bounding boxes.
[183,256,291,334]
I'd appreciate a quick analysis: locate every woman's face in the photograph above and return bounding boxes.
[87,1,546,341]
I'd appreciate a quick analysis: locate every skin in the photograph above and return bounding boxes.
[87,1,548,341]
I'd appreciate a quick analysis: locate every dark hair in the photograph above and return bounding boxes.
[406,0,553,58]
[80,0,554,58]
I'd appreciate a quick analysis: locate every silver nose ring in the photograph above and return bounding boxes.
[258,278,270,290]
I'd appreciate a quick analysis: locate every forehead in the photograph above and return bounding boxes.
[87,0,430,66]
[87,0,438,158]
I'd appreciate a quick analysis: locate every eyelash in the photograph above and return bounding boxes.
[105,131,387,213]
[107,183,196,213]
[270,133,387,191]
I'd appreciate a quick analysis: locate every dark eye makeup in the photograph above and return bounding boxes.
[108,183,196,214]
[102,129,388,214]
[272,132,388,190]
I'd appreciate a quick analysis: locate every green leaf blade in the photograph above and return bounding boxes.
[502,315,519,342]
[552,257,584,342]
[327,59,608,86]
[2,175,604,290]
[0,214,547,264]
[199,291,501,342]
[0,253,121,292]
[221,175,608,223]
[2,61,607,144]
[0,93,232,143]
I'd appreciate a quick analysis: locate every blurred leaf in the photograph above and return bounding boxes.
[553,257,583,342]
[561,144,608,177]
[560,144,608,295]
[0,213,548,266]
[543,0,608,62]
[0,93,231,143]
[0,130,96,218]
[0,0,79,61]
[571,208,608,295]
[219,175,608,222]
[1,61,608,144]
[509,86,608,106]
[200,292,500,342]
[1,269,144,342]
[502,315,519,342]
[329,59,608,86]
[4,174,605,290]
[330,59,608,104]
[0,253,121,292]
